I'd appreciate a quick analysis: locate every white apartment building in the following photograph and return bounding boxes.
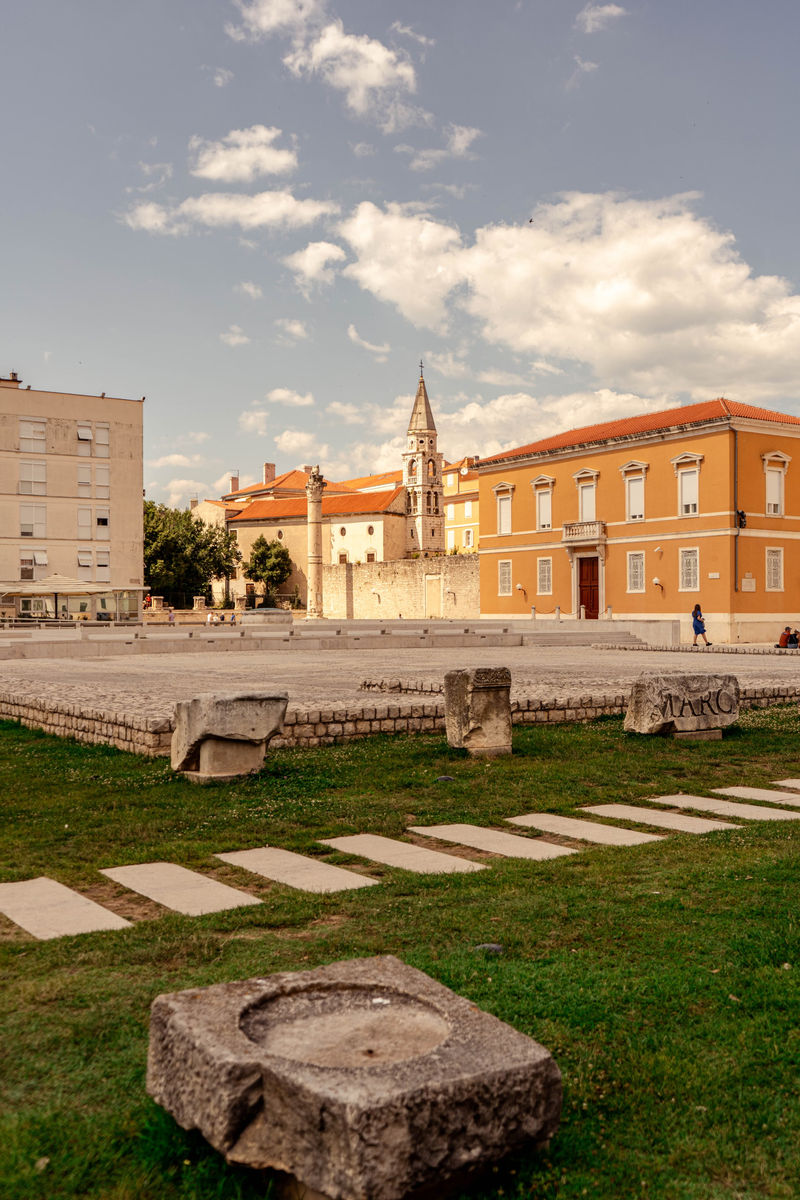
[0,372,144,619]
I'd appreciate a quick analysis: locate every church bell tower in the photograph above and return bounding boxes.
[402,363,444,555]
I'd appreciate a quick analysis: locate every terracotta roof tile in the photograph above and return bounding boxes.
[229,487,405,522]
[223,469,354,500]
[479,399,800,466]
[341,469,404,490]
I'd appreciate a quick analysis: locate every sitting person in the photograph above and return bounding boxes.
[789,630,799,648]
[777,626,792,648]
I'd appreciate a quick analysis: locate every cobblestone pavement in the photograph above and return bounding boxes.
[1,643,799,723]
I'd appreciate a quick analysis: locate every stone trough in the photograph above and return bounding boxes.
[147,955,561,1200]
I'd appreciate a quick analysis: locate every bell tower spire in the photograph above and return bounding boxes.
[402,363,444,556]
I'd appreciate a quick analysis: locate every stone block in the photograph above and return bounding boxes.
[171,691,288,782]
[147,956,561,1200]
[624,673,739,736]
[443,667,512,758]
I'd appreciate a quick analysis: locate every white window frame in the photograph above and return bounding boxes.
[626,475,645,522]
[19,550,34,580]
[446,529,455,550]
[19,419,46,453]
[95,424,110,457]
[95,465,110,500]
[536,489,552,531]
[498,559,512,596]
[77,422,93,457]
[678,469,699,516]
[19,460,46,495]
[766,546,784,592]
[95,549,111,583]
[77,549,93,581]
[78,464,92,498]
[463,528,474,548]
[537,556,552,595]
[627,551,645,593]
[679,547,699,591]
[95,508,110,539]
[578,482,596,522]
[671,453,703,517]
[493,482,514,536]
[446,504,455,520]
[464,500,473,519]
[765,467,784,517]
[20,504,46,538]
[78,506,92,539]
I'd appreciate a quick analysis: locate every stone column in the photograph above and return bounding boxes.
[305,466,326,619]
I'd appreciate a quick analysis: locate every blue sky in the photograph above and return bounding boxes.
[4,0,800,504]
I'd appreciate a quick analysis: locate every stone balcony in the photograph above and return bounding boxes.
[562,520,607,545]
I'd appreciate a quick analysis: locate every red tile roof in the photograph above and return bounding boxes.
[340,468,404,490]
[223,469,353,499]
[229,488,405,522]
[479,399,800,466]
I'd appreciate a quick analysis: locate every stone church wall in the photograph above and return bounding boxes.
[322,555,479,619]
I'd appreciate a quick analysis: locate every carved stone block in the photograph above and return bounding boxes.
[171,690,288,782]
[624,673,739,736]
[444,667,512,757]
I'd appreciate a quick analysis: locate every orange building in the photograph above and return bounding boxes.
[478,399,800,642]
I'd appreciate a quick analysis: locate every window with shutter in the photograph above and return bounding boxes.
[498,560,512,595]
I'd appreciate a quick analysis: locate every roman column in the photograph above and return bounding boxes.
[305,466,326,619]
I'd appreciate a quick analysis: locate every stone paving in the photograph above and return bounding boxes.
[5,784,800,939]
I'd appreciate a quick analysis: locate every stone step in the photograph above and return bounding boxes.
[772,779,800,791]
[215,846,379,893]
[580,804,739,834]
[321,834,487,874]
[643,795,800,822]
[713,786,800,808]
[407,824,577,860]
[507,813,663,845]
[100,863,262,915]
[0,877,130,940]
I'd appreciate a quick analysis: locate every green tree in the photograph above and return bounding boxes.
[242,535,293,604]
[143,501,241,605]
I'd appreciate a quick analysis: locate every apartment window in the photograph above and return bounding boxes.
[626,476,645,522]
[766,468,784,516]
[446,504,455,520]
[78,464,92,498]
[464,500,473,518]
[627,551,645,593]
[19,420,46,453]
[537,557,552,595]
[679,548,699,591]
[497,493,512,535]
[447,529,455,550]
[536,489,552,531]
[679,469,699,515]
[19,552,34,580]
[96,509,110,539]
[96,550,111,583]
[95,424,110,457]
[77,423,93,456]
[20,549,47,580]
[19,461,46,495]
[464,528,474,548]
[446,473,455,486]
[95,466,110,499]
[578,483,596,522]
[78,507,92,538]
[366,552,376,563]
[498,559,512,596]
[20,504,46,538]
[766,547,783,591]
[77,550,93,581]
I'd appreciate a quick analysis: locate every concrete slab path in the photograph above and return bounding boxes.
[506,812,663,845]
[773,779,800,790]
[645,794,800,822]
[100,863,262,915]
[215,846,378,893]
[0,877,130,939]
[321,834,487,874]
[407,824,577,860]
[713,786,800,808]
[580,804,739,833]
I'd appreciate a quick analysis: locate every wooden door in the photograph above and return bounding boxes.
[579,557,599,619]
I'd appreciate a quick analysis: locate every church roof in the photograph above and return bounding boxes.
[222,468,353,500]
[407,371,436,434]
[228,488,405,523]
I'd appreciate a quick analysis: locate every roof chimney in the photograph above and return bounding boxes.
[263,462,276,484]
[302,464,313,475]
[0,371,22,388]
[190,497,199,510]
[229,474,239,493]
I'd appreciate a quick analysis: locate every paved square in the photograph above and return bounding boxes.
[0,877,130,939]
[580,804,739,833]
[215,846,378,893]
[100,863,262,915]
[407,824,577,860]
[321,834,487,874]
[507,812,663,845]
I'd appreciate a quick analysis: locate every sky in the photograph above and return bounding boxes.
[4,0,800,505]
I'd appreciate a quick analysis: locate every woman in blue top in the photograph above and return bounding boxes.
[691,604,711,647]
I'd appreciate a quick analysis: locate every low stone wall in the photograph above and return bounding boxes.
[3,683,799,756]
[323,556,479,620]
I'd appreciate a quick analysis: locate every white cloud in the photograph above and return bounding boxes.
[239,409,269,436]
[566,54,599,89]
[389,21,435,48]
[575,3,627,34]
[347,322,390,360]
[273,428,328,458]
[149,453,205,468]
[220,324,250,346]
[203,65,234,87]
[336,190,800,403]
[236,280,263,299]
[283,239,347,293]
[43,350,52,363]
[163,478,215,508]
[227,0,326,40]
[124,190,337,235]
[397,123,483,172]
[350,141,375,157]
[274,317,309,340]
[126,161,173,195]
[326,400,361,423]
[184,430,211,444]
[267,386,315,406]
[189,125,297,182]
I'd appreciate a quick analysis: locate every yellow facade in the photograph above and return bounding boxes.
[478,403,800,642]
[443,462,479,554]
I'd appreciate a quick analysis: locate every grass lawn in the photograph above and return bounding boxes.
[1,708,799,1200]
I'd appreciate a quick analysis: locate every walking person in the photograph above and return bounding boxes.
[691,603,712,647]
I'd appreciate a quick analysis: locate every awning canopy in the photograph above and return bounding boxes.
[0,574,112,598]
